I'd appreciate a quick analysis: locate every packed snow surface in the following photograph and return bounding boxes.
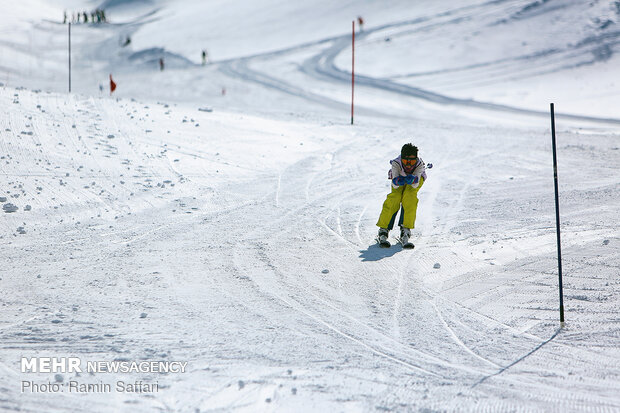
[1,0,619,412]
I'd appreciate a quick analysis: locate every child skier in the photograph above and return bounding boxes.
[376,143,426,248]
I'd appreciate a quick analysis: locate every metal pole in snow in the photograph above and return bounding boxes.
[550,103,565,327]
[68,23,71,93]
[351,20,355,125]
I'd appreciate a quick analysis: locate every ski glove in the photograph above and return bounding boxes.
[405,175,419,185]
[392,176,407,186]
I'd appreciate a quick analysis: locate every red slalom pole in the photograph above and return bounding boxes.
[68,23,71,93]
[351,20,355,125]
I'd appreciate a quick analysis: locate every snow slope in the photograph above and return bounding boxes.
[1,0,619,412]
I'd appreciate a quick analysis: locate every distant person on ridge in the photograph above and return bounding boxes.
[159,58,165,71]
[376,143,427,248]
[357,16,365,32]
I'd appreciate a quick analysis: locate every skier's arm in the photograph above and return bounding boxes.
[390,161,404,187]
[408,160,426,188]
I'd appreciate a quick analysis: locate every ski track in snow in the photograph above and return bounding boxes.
[216,4,620,126]
[2,88,619,411]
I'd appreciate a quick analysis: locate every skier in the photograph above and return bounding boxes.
[201,50,208,65]
[376,143,426,248]
[357,16,365,32]
[159,57,164,71]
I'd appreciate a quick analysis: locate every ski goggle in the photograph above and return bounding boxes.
[402,158,417,166]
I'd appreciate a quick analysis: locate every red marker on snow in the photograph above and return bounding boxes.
[109,74,116,94]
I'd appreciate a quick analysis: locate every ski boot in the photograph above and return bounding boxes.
[399,227,414,249]
[377,228,390,248]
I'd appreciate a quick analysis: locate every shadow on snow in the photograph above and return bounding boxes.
[358,243,404,261]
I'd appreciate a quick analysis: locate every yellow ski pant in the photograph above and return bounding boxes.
[376,178,424,230]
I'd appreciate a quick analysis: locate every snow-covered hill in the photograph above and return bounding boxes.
[1,1,619,412]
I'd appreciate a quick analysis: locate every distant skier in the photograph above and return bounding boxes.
[376,143,427,248]
[159,57,164,71]
[357,16,365,32]
[201,49,208,65]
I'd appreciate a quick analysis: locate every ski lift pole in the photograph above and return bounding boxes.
[550,103,565,327]
[68,22,71,93]
[351,20,355,125]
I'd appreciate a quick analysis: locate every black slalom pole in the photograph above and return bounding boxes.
[550,103,565,328]
[351,20,355,125]
[68,23,72,93]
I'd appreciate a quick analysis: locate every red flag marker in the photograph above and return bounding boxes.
[109,74,117,94]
